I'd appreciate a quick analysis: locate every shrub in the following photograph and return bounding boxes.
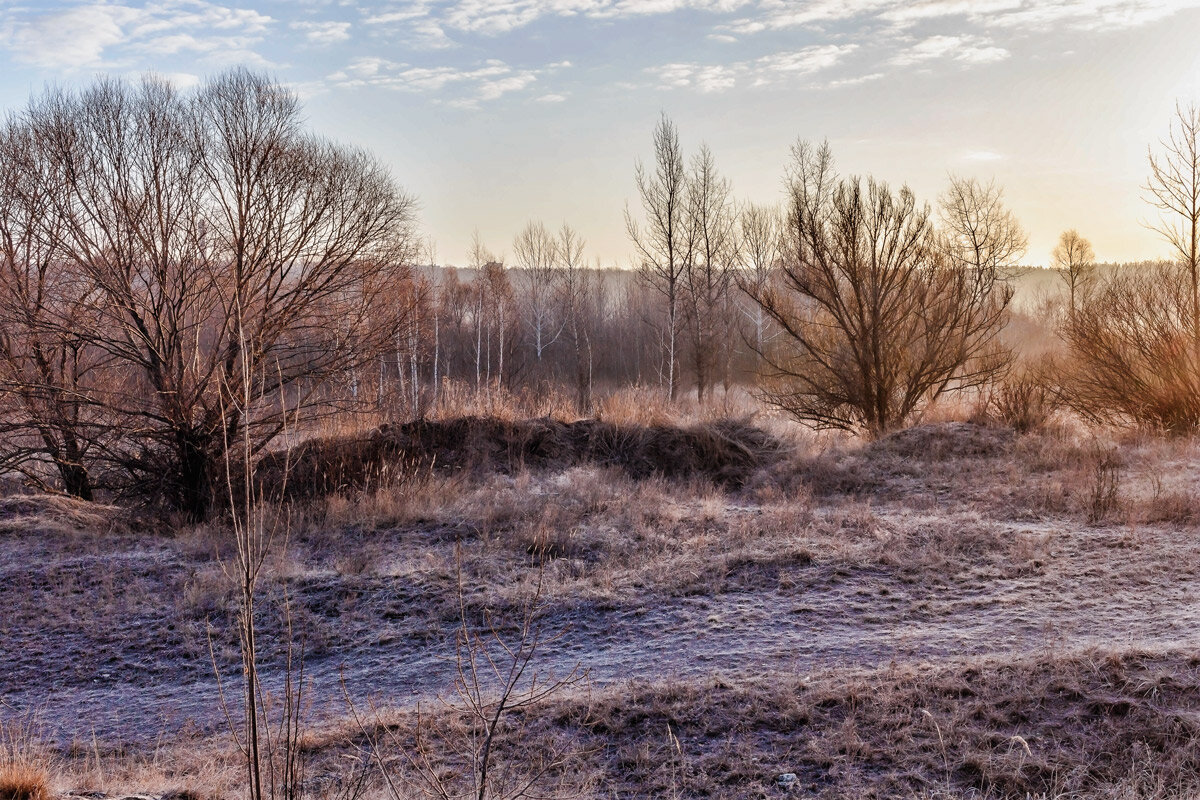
[1061,264,1200,434]
[987,364,1058,433]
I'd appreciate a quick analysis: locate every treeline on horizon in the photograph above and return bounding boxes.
[1,68,1199,519]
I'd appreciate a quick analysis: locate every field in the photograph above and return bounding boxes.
[3,403,1200,799]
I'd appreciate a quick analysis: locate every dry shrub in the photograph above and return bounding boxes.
[987,363,1059,433]
[0,763,49,800]
[1061,264,1200,434]
[1085,445,1125,525]
[1138,488,1200,526]
[594,385,677,426]
[870,517,1046,578]
[429,379,579,422]
[533,649,1200,799]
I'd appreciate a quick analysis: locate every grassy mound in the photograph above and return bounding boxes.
[258,416,786,500]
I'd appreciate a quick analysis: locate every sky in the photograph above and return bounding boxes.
[1,1,1200,268]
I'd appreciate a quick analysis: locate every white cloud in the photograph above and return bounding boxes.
[0,1,273,70]
[329,56,569,107]
[981,0,1200,31]
[363,2,455,48]
[721,0,895,34]
[436,0,750,35]
[536,93,569,102]
[890,34,1010,67]
[292,20,352,45]
[719,0,1200,35]
[651,44,857,93]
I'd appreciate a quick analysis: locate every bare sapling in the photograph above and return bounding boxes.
[210,295,309,800]
[346,560,586,800]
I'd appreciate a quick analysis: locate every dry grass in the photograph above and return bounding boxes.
[287,648,1200,800]
[13,411,1200,798]
[256,414,785,504]
[0,716,52,800]
[0,493,128,537]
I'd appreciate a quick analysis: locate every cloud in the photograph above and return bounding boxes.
[363,2,455,48]
[981,0,1200,31]
[651,44,858,93]
[890,34,1010,67]
[328,56,570,107]
[717,0,1200,35]
[0,1,273,70]
[291,20,352,45]
[721,0,895,34]
[434,0,750,35]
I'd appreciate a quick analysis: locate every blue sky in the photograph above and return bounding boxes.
[2,0,1200,267]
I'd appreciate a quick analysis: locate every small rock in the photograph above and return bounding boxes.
[777,772,798,786]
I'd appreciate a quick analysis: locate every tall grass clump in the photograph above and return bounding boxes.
[0,714,52,800]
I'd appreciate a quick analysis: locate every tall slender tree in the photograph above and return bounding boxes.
[1146,103,1200,345]
[627,114,692,401]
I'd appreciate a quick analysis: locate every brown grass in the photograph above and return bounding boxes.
[0,763,49,800]
[257,415,786,503]
[0,717,52,800]
[333,648,1200,800]
[16,411,1200,798]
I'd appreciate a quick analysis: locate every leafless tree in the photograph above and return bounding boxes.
[627,114,693,401]
[682,144,738,401]
[2,71,418,518]
[745,141,1016,435]
[1052,229,1096,320]
[0,117,110,498]
[938,175,1027,276]
[1146,103,1200,344]
[466,232,506,394]
[735,203,782,361]
[554,224,598,414]
[512,221,564,370]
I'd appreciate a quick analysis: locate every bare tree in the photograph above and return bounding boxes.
[682,144,738,401]
[627,114,692,401]
[938,175,1027,276]
[3,71,418,518]
[512,221,564,370]
[735,203,782,360]
[554,224,597,414]
[0,118,109,498]
[746,142,1016,435]
[1052,229,1096,320]
[1146,103,1200,344]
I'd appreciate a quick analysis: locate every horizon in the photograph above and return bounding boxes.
[2,1,1199,268]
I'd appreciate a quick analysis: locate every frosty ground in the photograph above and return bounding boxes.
[3,418,1200,798]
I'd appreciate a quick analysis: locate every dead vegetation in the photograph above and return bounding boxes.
[0,714,52,800]
[258,415,785,502]
[7,415,1200,798]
